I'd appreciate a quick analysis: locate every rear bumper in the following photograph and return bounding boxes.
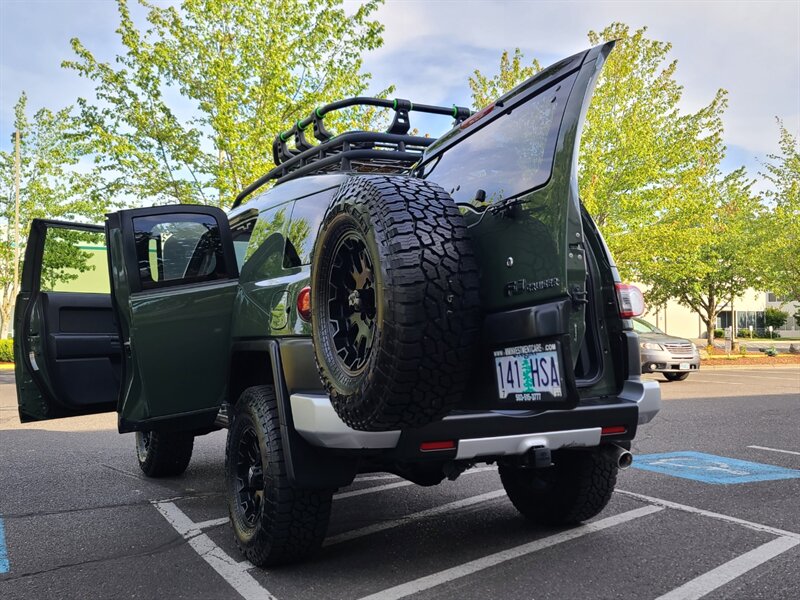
[290,378,660,461]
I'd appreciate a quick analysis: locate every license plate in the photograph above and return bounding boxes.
[494,342,564,402]
[679,363,690,370]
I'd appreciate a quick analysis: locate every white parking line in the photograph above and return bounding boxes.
[324,489,507,546]
[654,536,799,600]
[153,501,272,600]
[747,445,800,457]
[616,490,800,540]
[334,481,413,500]
[333,466,497,500]
[354,474,401,482]
[706,372,800,382]
[356,505,663,600]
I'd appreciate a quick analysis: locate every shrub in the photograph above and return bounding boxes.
[765,346,778,357]
[0,339,14,362]
[765,307,789,330]
[714,328,725,339]
[739,344,748,356]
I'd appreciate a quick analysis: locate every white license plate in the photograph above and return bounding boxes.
[679,363,690,370]
[494,343,563,401]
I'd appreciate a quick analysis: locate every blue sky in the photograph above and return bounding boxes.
[1,0,798,185]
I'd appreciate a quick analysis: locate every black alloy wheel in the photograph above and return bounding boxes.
[233,425,264,528]
[325,232,377,375]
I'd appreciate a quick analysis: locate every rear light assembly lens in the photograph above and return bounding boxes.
[615,283,645,318]
[601,426,627,436]
[297,286,312,321]
[420,440,456,452]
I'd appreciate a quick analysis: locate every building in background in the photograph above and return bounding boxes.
[642,290,799,341]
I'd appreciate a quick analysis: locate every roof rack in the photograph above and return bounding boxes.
[231,97,472,209]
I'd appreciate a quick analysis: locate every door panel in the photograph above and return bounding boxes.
[15,220,119,422]
[106,206,239,433]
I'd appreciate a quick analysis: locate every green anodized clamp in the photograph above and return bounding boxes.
[392,99,398,110]
[452,105,458,118]
[279,131,289,142]
[296,119,306,131]
[315,107,324,119]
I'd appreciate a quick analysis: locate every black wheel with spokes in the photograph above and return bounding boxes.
[233,426,264,528]
[135,430,194,477]
[326,232,378,374]
[312,175,480,431]
[225,386,333,566]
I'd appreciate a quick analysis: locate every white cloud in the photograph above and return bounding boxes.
[366,0,800,159]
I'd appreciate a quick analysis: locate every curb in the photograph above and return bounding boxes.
[697,363,800,370]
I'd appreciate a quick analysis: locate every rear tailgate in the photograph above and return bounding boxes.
[420,43,614,409]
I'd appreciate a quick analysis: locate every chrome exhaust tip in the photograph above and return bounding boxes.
[603,444,633,470]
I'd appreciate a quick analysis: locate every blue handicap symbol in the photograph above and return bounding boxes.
[632,451,800,484]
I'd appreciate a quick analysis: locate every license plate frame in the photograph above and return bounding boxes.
[679,362,690,370]
[492,339,570,406]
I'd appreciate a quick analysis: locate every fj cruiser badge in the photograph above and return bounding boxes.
[504,277,560,297]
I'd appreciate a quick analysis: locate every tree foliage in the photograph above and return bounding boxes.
[760,121,800,301]
[639,169,767,344]
[65,0,387,208]
[764,307,789,330]
[0,93,110,336]
[469,48,540,110]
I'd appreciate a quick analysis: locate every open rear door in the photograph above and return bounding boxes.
[106,205,239,433]
[419,42,614,409]
[15,220,120,421]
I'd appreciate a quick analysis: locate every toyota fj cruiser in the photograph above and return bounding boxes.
[14,41,660,566]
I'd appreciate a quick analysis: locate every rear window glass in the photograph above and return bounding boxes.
[422,72,576,207]
[132,213,228,289]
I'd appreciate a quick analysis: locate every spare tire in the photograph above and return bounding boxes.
[311,175,480,431]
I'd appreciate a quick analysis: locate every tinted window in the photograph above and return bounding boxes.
[239,204,291,280]
[230,216,256,269]
[422,73,576,207]
[132,213,228,289]
[284,189,336,268]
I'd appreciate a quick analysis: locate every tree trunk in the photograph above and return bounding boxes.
[704,312,717,347]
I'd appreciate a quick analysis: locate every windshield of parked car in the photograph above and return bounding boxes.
[633,318,663,334]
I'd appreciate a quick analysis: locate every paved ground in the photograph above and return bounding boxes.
[1,367,798,599]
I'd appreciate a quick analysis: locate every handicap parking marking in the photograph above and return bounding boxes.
[632,451,800,484]
[0,517,9,573]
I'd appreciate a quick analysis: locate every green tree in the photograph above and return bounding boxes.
[640,169,767,345]
[469,48,541,110]
[0,93,111,337]
[65,0,387,208]
[764,307,788,330]
[760,121,800,301]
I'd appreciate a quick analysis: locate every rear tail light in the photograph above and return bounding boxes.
[297,286,312,321]
[615,283,645,318]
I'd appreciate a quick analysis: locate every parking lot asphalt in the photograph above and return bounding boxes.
[1,366,798,599]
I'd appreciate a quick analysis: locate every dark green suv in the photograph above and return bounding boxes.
[13,41,660,566]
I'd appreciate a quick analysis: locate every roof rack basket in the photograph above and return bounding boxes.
[232,97,472,209]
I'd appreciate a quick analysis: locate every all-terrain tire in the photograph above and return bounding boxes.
[135,431,194,477]
[499,448,618,525]
[664,372,690,382]
[311,175,480,431]
[225,386,333,566]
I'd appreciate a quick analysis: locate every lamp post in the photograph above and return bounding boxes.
[12,130,21,301]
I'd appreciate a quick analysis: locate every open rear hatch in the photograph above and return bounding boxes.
[419,42,614,410]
